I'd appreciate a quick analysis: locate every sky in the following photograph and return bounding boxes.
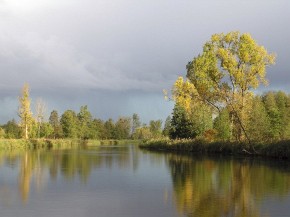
[0,0,289,124]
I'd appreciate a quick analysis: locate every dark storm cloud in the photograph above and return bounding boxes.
[0,0,289,123]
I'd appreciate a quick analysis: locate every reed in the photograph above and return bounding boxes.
[0,139,140,150]
[140,139,290,159]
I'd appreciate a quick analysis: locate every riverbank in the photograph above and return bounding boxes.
[0,139,82,150]
[86,139,140,146]
[0,139,140,150]
[139,139,290,159]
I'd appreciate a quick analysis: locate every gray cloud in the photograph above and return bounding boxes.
[0,0,289,123]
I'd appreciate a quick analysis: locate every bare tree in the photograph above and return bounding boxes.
[35,98,46,138]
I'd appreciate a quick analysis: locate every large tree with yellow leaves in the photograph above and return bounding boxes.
[186,31,275,144]
[171,31,275,145]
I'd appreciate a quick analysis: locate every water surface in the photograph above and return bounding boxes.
[1,144,290,217]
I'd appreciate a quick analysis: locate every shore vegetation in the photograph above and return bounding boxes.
[142,31,290,158]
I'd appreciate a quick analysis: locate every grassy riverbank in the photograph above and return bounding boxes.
[140,139,290,159]
[0,139,140,150]
[86,139,140,146]
[0,139,82,150]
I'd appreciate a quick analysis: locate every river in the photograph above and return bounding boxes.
[1,144,290,217]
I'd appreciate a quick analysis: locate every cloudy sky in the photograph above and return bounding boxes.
[0,0,289,124]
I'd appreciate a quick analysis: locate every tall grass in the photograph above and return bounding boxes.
[0,139,141,150]
[0,139,29,150]
[86,139,141,146]
[140,138,290,159]
[0,139,82,150]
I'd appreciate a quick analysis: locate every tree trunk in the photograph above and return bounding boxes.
[25,124,28,139]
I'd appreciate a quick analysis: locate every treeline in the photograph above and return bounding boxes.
[0,106,165,140]
[169,91,290,143]
[0,84,165,140]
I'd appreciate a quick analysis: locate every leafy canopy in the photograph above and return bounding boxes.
[186,31,275,111]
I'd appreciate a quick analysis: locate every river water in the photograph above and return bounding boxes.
[1,144,290,217]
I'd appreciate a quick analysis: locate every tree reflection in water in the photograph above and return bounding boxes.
[0,146,132,203]
[1,146,290,216]
[167,154,290,217]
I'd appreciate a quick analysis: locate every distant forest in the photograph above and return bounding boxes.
[0,84,166,140]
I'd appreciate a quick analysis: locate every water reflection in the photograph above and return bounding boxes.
[0,146,134,204]
[1,146,290,217]
[167,154,290,217]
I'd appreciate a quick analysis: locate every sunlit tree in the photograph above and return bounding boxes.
[170,77,212,139]
[18,83,33,139]
[186,31,275,144]
[60,110,78,138]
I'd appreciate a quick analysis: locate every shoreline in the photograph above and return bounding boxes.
[0,139,140,150]
[139,139,290,160]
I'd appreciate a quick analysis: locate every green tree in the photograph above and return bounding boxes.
[132,126,152,139]
[60,110,78,138]
[213,108,231,141]
[29,119,38,138]
[275,91,290,139]
[170,77,212,138]
[91,119,105,139]
[162,116,171,137]
[2,119,21,138]
[247,96,270,142]
[170,104,196,139]
[262,92,281,140]
[114,117,131,139]
[132,113,141,135]
[18,83,33,139]
[149,119,163,138]
[40,122,53,138]
[49,110,63,138]
[0,127,5,138]
[77,105,93,139]
[189,103,213,137]
[186,31,275,143]
[104,119,115,139]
